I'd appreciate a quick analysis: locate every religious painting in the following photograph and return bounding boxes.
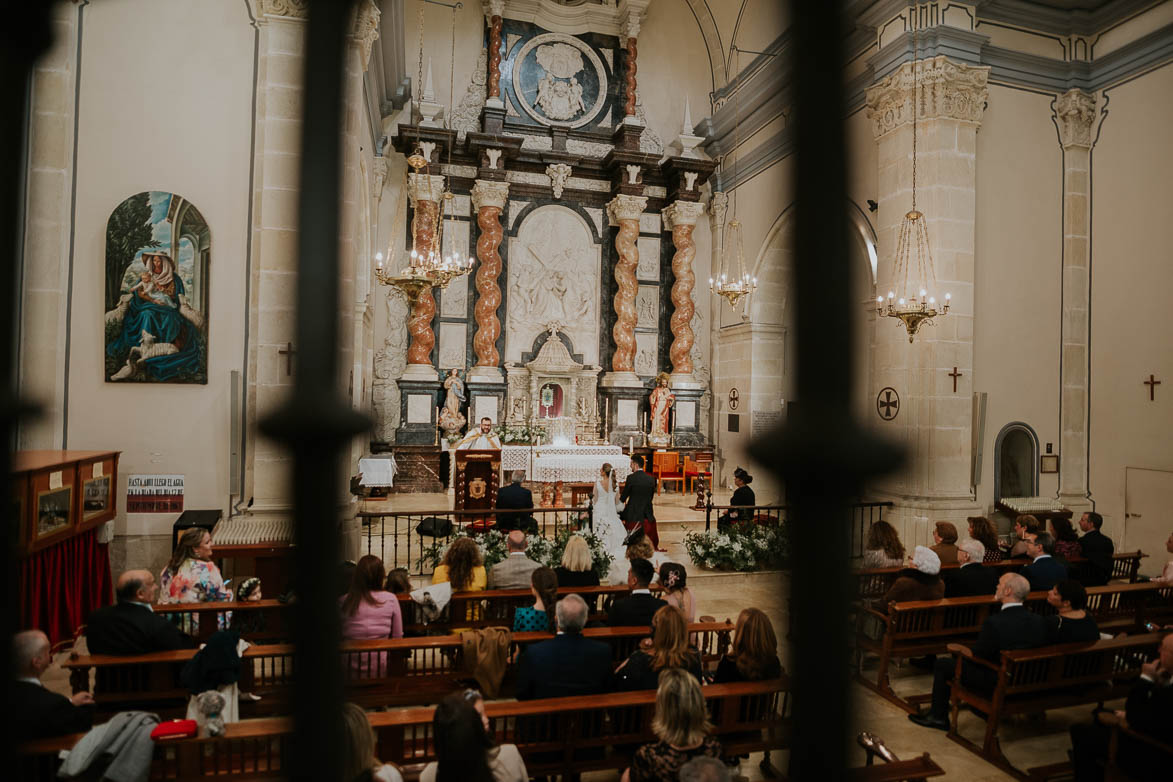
[83,476,112,519]
[508,30,610,129]
[36,486,72,538]
[104,191,210,384]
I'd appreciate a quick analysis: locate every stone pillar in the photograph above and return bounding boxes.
[402,173,444,381]
[663,200,705,383]
[865,56,989,543]
[1054,88,1098,511]
[485,0,504,108]
[469,180,509,383]
[604,194,648,386]
[18,2,78,449]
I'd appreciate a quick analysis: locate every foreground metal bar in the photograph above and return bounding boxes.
[258,1,368,780]
[755,2,904,778]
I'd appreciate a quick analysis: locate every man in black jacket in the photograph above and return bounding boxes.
[1069,633,1173,782]
[86,570,197,655]
[944,539,1000,598]
[1022,532,1068,591]
[620,455,662,550]
[495,470,537,533]
[605,559,666,627]
[1077,511,1115,586]
[13,630,94,740]
[516,594,612,699]
[909,573,1049,729]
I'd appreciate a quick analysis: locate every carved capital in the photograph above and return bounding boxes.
[471,180,510,211]
[865,56,990,140]
[353,0,381,72]
[663,200,705,229]
[372,157,389,199]
[1054,88,1098,149]
[607,194,648,224]
[483,0,506,19]
[708,191,728,229]
[619,3,643,46]
[258,0,309,19]
[408,173,446,206]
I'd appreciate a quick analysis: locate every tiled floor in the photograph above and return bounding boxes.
[43,488,1103,779]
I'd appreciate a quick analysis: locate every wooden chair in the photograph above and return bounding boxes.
[651,450,684,494]
[683,454,712,493]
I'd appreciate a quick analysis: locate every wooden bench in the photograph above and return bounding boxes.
[17,679,788,782]
[148,584,661,643]
[944,631,1167,778]
[855,581,1173,712]
[853,551,1148,602]
[65,621,734,717]
[848,755,946,781]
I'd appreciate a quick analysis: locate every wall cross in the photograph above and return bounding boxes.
[278,342,296,377]
[1144,374,1161,401]
[948,367,962,393]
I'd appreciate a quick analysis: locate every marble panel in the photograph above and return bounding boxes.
[636,236,660,282]
[584,206,604,236]
[438,322,467,369]
[441,219,470,265]
[509,200,529,230]
[617,398,639,427]
[505,205,601,365]
[635,332,658,377]
[440,272,468,318]
[406,394,433,424]
[639,213,662,234]
[676,400,697,428]
[636,285,658,330]
[474,395,498,424]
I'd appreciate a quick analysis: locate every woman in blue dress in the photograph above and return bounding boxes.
[106,252,204,381]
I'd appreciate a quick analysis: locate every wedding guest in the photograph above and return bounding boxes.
[1077,512,1115,586]
[384,568,412,594]
[228,577,267,637]
[1023,532,1068,591]
[1152,530,1173,584]
[714,608,782,683]
[944,539,999,598]
[86,570,196,655]
[613,605,703,690]
[862,521,905,569]
[611,532,670,585]
[606,559,667,627]
[1008,515,1042,558]
[487,530,541,590]
[1045,580,1100,643]
[1050,517,1083,561]
[420,690,527,782]
[717,467,756,531]
[555,535,601,588]
[341,556,404,675]
[513,566,557,633]
[659,563,696,623]
[13,629,94,740]
[881,546,945,604]
[432,537,487,622]
[930,522,959,565]
[159,527,232,633]
[623,668,722,782]
[968,516,1004,563]
[342,702,403,782]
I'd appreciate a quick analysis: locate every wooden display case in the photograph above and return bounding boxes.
[12,450,121,555]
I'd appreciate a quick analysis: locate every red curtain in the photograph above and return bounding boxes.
[20,529,113,646]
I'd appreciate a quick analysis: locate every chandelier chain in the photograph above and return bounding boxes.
[415,6,425,123]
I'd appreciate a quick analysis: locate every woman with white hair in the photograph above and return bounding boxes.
[881,545,945,604]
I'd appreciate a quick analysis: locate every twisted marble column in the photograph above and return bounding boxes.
[624,37,638,118]
[488,13,503,99]
[471,180,509,376]
[405,174,444,371]
[664,200,705,378]
[607,195,647,373]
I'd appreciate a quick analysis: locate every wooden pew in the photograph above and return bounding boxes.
[149,584,662,643]
[855,581,1173,712]
[848,755,946,781]
[65,621,734,717]
[17,679,788,782]
[853,551,1147,602]
[944,632,1167,778]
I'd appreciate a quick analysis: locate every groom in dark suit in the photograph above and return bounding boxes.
[620,455,663,551]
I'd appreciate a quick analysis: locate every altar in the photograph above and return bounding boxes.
[501,444,631,484]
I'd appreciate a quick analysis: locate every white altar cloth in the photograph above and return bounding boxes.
[500,444,631,484]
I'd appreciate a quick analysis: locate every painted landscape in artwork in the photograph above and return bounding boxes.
[104,191,209,384]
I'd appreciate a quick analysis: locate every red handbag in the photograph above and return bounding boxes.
[150,719,198,741]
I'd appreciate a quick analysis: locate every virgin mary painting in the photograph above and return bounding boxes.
[104,192,209,383]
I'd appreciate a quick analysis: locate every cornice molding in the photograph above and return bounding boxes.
[866,56,990,138]
[481,0,652,37]
[972,0,1163,37]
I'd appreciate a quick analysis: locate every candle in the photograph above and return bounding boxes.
[628,435,634,454]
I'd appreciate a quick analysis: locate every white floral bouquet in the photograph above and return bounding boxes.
[683,521,790,572]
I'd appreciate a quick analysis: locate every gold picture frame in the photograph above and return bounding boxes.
[1040,454,1059,474]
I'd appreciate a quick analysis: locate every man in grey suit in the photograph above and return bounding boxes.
[621,454,662,551]
[488,529,542,589]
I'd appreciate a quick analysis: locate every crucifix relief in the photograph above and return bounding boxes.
[948,367,962,393]
[1144,374,1161,401]
[278,342,296,376]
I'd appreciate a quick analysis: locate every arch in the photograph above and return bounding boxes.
[683,0,728,94]
[993,422,1040,502]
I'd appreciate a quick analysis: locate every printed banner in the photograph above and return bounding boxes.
[126,474,185,513]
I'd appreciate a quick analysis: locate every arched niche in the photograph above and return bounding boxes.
[994,422,1040,501]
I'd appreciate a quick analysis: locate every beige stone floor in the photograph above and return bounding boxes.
[43,489,1100,779]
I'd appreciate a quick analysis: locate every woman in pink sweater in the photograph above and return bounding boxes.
[340,555,404,677]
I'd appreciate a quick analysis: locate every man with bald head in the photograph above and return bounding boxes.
[85,569,196,655]
[13,630,94,739]
[910,572,1049,730]
[487,530,541,589]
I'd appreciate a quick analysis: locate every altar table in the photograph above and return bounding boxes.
[500,444,632,484]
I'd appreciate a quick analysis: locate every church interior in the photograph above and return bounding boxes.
[4,0,1172,780]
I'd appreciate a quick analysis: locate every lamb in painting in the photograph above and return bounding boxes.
[109,330,179,381]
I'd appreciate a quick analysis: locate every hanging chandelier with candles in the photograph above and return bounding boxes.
[876,39,950,343]
[709,46,757,310]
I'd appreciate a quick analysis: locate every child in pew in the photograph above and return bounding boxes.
[228,578,267,640]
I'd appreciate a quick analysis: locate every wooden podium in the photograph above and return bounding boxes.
[453,449,501,511]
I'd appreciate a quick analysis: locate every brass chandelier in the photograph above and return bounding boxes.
[877,42,950,342]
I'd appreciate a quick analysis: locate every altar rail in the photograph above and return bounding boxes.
[357,505,594,573]
[703,500,894,556]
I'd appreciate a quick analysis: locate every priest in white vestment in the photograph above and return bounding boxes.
[455,417,502,450]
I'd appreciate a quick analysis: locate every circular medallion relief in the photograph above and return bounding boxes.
[512,33,608,129]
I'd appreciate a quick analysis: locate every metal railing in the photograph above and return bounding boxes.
[702,499,893,555]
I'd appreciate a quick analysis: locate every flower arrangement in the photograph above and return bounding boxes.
[683,521,790,572]
[494,423,543,445]
[417,526,614,579]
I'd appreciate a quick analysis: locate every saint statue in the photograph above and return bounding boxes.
[438,369,466,436]
[648,372,675,447]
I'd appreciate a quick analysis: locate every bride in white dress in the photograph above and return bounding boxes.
[591,463,629,575]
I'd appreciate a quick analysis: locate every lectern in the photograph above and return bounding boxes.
[453,449,501,511]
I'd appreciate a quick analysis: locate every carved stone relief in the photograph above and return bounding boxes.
[634,332,658,377]
[440,272,468,318]
[451,48,488,141]
[636,285,659,330]
[512,33,609,128]
[439,322,467,369]
[505,205,601,366]
[636,236,660,281]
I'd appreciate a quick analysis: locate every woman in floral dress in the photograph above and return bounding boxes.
[159,527,232,633]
